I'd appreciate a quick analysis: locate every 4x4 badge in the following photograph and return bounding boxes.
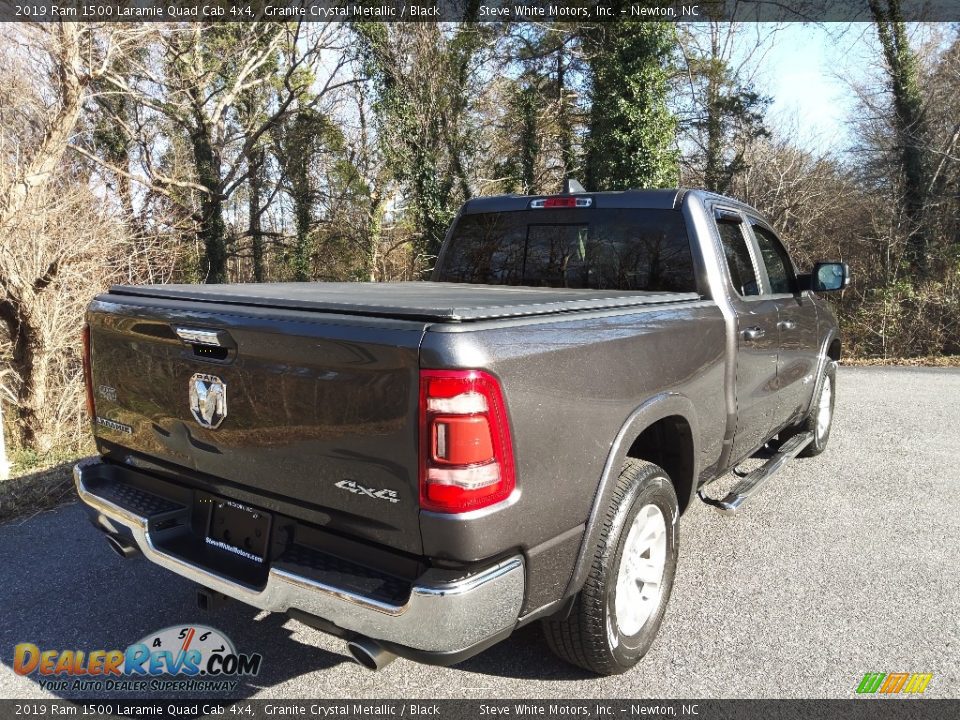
[189,373,227,429]
[335,479,399,503]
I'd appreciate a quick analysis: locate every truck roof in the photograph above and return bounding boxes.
[460,188,772,230]
[460,189,686,214]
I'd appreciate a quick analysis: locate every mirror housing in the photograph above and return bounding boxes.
[799,262,850,292]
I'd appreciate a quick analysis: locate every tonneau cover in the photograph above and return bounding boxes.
[109,281,700,323]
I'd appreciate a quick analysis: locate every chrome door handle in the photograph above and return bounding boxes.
[741,327,766,341]
[778,320,797,331]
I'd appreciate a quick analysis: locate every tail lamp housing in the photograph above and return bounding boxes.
[419,369,516,513]
[82,323,96,420]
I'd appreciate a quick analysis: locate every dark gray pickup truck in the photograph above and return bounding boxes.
[75,188,848,675]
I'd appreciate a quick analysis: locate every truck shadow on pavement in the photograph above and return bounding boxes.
[453,624,592,681]
[0,501,587,700]
[0,501,350,700]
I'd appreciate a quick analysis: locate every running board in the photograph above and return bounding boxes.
[699,432,814,515]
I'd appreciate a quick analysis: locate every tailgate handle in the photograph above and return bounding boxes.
[176,327,227,346]
[175,327,236,361]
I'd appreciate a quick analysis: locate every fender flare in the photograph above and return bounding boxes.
[805,329,840,418]
[561,392,700,599]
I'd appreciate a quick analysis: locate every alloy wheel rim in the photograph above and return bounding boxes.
[614,504,667,637]
[817,376,832,440]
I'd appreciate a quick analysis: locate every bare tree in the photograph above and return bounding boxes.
[0,23,154,452]
[82,22,348,283]
[675,17,781,192]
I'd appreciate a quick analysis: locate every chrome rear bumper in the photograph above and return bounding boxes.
[74,458,524,654]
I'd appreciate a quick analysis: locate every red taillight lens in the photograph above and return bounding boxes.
[419,370,516,513]
[82,323,96,420]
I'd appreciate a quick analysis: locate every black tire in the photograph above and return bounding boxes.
[782,362,836,457]
[543,459,679,675]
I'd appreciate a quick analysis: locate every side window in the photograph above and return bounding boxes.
[717,220,759,297]
[752,224,797,295]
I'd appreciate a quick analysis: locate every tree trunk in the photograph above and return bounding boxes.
[518,86,538,194]
[366,191,387,282]
[290,149,311,282]
[293,195,311,281]
[0,305,52,452]
[414,173,447,265]
[247,145,265,282]
[556,44,575,183]
[704,72,725,192]
[870,0,931,276]
[191,126,228,284]
[0,398,10,480]
[16,327,53,453]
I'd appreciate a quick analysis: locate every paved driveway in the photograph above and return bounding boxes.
[1,367,957,699]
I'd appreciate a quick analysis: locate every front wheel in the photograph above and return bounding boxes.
[783,362,836,457]
[543,459,679,675]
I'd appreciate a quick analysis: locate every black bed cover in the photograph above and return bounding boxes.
[108,281,701,323]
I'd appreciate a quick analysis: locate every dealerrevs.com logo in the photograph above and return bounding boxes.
[13,625,262,693]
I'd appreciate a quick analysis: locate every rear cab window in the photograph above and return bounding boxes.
[435,208,698,292]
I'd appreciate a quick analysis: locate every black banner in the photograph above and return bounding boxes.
[2,0,960,23]
[2,700,958,720]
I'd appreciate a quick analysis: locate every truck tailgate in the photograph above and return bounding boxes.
[86,296,427,555]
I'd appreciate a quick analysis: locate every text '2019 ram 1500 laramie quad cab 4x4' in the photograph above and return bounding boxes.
[75,187,848,675]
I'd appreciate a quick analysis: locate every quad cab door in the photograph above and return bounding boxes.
[745,220,821,426]
[714,209,781,462]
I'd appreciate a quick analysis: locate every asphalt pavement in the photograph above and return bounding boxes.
[1,367,957,700]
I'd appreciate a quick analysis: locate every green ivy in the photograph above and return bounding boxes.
[584,19,679,191]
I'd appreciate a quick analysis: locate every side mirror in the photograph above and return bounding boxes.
[803,262,850,292]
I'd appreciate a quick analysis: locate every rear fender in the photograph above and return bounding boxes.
[561,393,700,598]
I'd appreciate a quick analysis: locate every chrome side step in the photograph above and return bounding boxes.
[699,432,814,515]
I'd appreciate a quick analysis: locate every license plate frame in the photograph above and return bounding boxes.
[205,498,271,564]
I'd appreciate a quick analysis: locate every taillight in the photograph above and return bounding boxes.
[82,323,96,420]
[419,370,516,513]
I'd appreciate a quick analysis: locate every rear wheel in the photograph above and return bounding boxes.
[543,459,678,675]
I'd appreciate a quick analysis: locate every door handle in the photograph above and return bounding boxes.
[741,327,766,341]
[778,320,797,331]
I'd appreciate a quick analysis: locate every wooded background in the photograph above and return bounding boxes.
[0,5,958,471]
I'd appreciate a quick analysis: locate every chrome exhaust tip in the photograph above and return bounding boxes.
[105,534,139,559]
[346,637,396,671]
